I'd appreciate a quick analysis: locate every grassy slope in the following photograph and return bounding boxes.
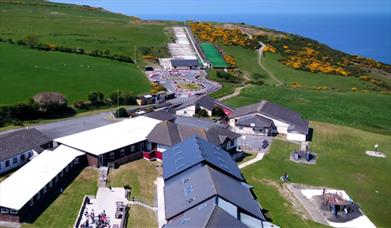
[0,43,151,104]
[225,86,391,135]
[207,69,237,98]
[242,122,391,227]
[0,1,170,58]
[262,53,383,91]
[108,159,159,205]
[23,167,98,228]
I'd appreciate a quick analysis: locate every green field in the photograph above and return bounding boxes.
[0,43,151,104]
[23,167,98,228]
[200,42,229,68]
[0,0,171,58]
[225,86,391,135]
[207,69,237,98]
[243,122,391,227]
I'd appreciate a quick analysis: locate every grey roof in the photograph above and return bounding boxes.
[162,136,243,181]
[230,100,309,134]
[197,95,217,110]
[171,59,200,67]
[236,114,274,128]
[176,95,234,112]
[147,121,240,148]
[174,115,215,128]
[165,197,248,228]
[164,164,264,220]
[144,110,176,121]
[0,128,51,161]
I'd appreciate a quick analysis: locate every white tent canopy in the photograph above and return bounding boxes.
[0,145,85,210]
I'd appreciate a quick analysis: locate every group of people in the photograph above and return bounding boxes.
[80,208,110,228]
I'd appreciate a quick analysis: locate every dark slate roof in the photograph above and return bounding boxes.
[148,121,240,147]
[162,136,243,181]
[230,100,309,134]
[164,164,264,220]
[174,115,215,128]
[0,128,51,161]
[176,95,234,112]
[236,114,274,128]
[171,59,200,67]
[144,110,176,121]
[165,197,248,228]
[197,95,217,110]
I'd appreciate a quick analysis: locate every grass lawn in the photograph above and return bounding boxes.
[108,159,160,205]
[242,122,391,227]
[126,205,157,228]
[225,85,391,135]
[176,82,201,91]
[0,43,151,104]
[207,69,237,98]
[23,167,98,228]
[0,0,171,58]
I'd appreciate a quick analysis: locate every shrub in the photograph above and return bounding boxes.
[114,107,129,118]
[196,108,209,117]
[212,106,226,117]
[88,91,105,106]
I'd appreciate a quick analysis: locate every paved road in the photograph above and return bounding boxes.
[0,112,117,139]
[258,41,284,87]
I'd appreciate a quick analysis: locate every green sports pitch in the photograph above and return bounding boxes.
[200,42,229,68]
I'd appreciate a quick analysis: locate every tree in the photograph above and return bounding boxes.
[24,34,39,48]
[196,108,209,117]
[88,91,104,106]
[212,106,226,117]
[32,92,74,118]
[114,107,129,118]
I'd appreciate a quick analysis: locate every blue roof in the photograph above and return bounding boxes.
[164,165,264,220]
[163,136,243,181]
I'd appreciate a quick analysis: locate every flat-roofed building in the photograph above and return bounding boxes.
[55,116,161,167]
[0,145,85,223]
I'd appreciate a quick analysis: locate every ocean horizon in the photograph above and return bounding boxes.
[52,1,391,64]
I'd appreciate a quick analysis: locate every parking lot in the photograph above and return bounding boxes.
[147,69,220,97]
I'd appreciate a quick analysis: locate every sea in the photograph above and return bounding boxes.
[51,1,391,64]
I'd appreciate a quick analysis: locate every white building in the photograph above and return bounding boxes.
[0,128,51,175]
[229,100,309,142]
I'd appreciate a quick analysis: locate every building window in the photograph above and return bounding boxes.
[55,176,59,182]
[140,143,145,150]
[239,127,243,130]
[109,152,115,160]
[74,157,79,165]
[70,162,73,168]
[65,166,69,173]
[5,160,10,167]
[28,151,33,158]
[36,192,41,200]
[10,210,17,214]
[43,186,47,194]
[1,208,9,214]
[130,145,135,152]
[20,154,25,161]
[120,149,125,157]
[29,199,34,206]
[13,157,17,164]
[60,170,63,177]
[49,181,53,188]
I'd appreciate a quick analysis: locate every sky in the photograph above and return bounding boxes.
[54,0,391,16]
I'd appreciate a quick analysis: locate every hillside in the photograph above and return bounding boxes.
[190,22,391,92]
